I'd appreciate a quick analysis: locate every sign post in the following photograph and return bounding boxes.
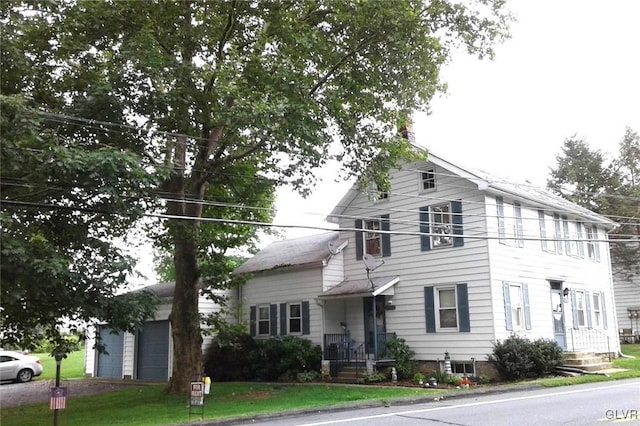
[189,381,205,421]
[51,352,67,426]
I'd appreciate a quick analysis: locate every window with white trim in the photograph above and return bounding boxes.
[364,219,382,256]
[257,305,270,335]
[420,169,436,192]
[585,226,596,260]
[575,291,586,327]
[431,203,452,248]
[509,284,524,329]
[497,198,523,247]
[437,287,458,329]
[592,293,602,327]
[288,303,302,334]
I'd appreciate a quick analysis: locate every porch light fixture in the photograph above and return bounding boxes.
[563,287,570,299]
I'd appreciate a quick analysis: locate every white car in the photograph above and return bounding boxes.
[0,350,44,383]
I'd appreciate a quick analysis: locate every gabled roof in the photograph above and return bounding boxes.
[328,150,616,230]
[233,232,344,275]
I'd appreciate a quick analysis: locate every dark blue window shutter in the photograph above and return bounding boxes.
[419,207,431,251]
[503,282,512,331]
[585,292,593,328]
[302,301,310,335]
[523,284,531,330]
[355,219,363,260]
[496,197,506,243]
[600,291,608,329]
[452,201,464,247]
[249,306,256,337]
[280,303,287,335]
[381,214,391,257]
[457,283,470,332]
[571,290,579,329]
[270,304,277,336]
[424,287,436,333]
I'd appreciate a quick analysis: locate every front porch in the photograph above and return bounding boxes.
[323,332,396,380]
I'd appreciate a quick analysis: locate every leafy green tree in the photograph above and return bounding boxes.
[547,129,640,277]
[0,95,160,352]
[2,0,512,392]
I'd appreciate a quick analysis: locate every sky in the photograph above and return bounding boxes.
[271,0,640,241]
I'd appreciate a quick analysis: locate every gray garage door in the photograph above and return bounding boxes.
[137,320,170,381]
[96,326,124,379]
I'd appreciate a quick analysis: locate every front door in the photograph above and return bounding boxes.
[550,289,566,349]
[363,296,386,357]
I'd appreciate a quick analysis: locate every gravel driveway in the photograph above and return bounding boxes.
[0,378,148,408]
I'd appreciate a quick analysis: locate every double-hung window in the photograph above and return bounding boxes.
[592,293,602,327]
[420,169,436,192]
[584,226,600,261]
[496,197,523,247]
[574,291,586,327]
[365,219,382,256]
[257,305,271,335]
[431,203,452,248]
[424,283,470,333]
[503,282,531,331]
[288,303,302,334]
[355,216,391,260]
[437,287,458,329]
[419,201,463,250]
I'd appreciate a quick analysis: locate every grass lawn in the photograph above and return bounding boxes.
[3,344,638,426]
[1,382,434,426]
[35,349,86,380]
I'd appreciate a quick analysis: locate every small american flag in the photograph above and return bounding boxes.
[49,387,68,410]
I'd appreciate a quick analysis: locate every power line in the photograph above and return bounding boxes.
[2,199,637,244]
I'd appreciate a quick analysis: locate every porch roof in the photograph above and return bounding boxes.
[319,276,399,299]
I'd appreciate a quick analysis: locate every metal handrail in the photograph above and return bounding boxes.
[568,327,612,361]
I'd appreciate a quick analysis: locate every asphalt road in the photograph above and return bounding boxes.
[227,379,640,426]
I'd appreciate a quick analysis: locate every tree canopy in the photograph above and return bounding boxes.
[547,128,640,278]
[1,0,512,392]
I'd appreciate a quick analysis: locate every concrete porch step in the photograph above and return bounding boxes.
[562,352,612,372]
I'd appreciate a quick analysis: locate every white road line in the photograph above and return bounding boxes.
[299,382,639,426]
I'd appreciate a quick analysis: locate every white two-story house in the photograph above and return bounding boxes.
[233,151,620,377]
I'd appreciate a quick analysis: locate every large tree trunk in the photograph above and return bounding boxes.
[166,234,203,393]
[164,134,207,394]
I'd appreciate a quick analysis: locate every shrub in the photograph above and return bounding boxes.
[252,336,322,382]
[488,335,564,380]
[380,337,417,380]
[204,327,258,381]
[530,337,565,376]
[364,372,387,383]
[413,372,426,384]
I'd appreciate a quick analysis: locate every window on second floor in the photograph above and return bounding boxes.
[496,197,523,247]
[584,226,601,262]
[420,201,463,251]
[355,216,391,260]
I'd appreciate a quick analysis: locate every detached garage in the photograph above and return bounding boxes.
[85,282,225,381]
[96,326,124,379]
[136,320,170,381]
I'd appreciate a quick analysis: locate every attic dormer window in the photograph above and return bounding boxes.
[420,169,436,192]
